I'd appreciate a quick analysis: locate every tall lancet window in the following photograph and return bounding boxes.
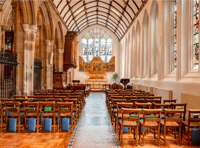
[174,0,177,69]
[194,0,199,69]
[81,28,113,62]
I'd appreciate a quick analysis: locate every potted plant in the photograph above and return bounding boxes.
[112,73,119,83]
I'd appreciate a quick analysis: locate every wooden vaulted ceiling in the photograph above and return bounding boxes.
[50,0,148,40]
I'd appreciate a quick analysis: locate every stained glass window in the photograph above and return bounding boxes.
[81,38,87,62]
[194,0,199,69]
[174,0,177,69]
[81,28,113,62]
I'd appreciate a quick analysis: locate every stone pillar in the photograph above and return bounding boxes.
[58,49,64,72]
[12,1,24,95]
[29,25,37,95]
[46,40,54,89]
[23,24,37,96]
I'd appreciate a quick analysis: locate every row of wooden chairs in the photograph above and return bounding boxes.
[0,102,75,133]
[106,89,200,146]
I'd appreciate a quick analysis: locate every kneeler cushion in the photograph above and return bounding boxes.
[28,118,36,132]
[74,112,76,118]
[118,119,128,132]
[8,118,16,132]
[44,118,52,132]
[62,117,69,132]
[191,128,200,145]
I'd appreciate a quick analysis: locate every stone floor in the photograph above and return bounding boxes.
[71,92,117,148]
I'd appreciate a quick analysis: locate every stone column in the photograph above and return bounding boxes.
[23,24,37,96]
[28,25,37,95]
[46,40,54,89]
[12,1,24,95]
[58,49,64,72]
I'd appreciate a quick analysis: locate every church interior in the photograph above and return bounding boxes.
[0,0,200,147]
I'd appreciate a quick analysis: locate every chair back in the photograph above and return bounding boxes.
[122,108,140,122]
[57,102,73,114]
[135,103,151,109]
[143,109,161,122]
[23,102,39,114]
[40,102,55,114]
[163,99,177,104]
[164,109,184,123]
[13,95,25,99]
[4,102,20,115]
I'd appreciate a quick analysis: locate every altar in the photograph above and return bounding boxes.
[86,79,107,89]
[79,56,115,89]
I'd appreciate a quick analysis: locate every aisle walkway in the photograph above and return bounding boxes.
[71,92,118,148]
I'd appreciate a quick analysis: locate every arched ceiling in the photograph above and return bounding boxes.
[50,0,148,40]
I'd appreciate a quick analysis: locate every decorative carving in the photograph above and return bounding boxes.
[79,56,115,79]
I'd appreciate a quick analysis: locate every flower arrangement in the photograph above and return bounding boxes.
[112,73,119,83]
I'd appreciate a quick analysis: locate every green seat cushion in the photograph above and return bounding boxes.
[61,107,68,110]
[147,115,155,118]
[130,114,139,118]
[28,107,35,110]
[44,107,52,111]
[11,107,17,109]
[55,103,57,105]
[127,100,131,102]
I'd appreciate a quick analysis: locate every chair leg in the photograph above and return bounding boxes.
[136,123,138,146]
[121,125,123,146]
[157,123,160,146]
[41,116,43,132]
[18,116,20,133]
[164,125,166,146]
[179,123,182,146]
[142,124,145,146]
[53,117,55,133]
[24,116,26,132]
[37,115,39,133]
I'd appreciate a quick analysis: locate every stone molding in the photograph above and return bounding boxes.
[58,49,64,54]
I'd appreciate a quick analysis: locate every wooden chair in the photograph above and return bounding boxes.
[111,99,126,125]
[34,92,47,96]
[31,98,47,102]
[171,103,187,121]
[135,103,151,118]
[129,99,145,108]
[27,96,39,99]
[119,108,140,146]
[68,95,82,113]
[63,98,78,124]
[135,103,151,109]
[23,102,39,133]
[58,93,71,97]
[40,102,56,132]
[183,109,200,145]
[4,102,22,132]
[163,99,177,104]
[15,98,29,111]
[161,109,184,146]
[124,96,137,101]
[140,109,161,146]
[13,95,25,99]
[115,102,133,133]
[48,98,62,112]
[57,102,74,132]
[137,96,149,100]
[146,99,161,104]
